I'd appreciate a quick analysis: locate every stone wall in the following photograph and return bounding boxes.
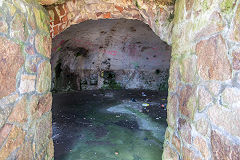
[163,0,240,159]
[0,0,53,159]
[0,0,174,159]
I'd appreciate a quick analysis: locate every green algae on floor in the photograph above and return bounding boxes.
[52,90,167,160]
[65,125,163,160]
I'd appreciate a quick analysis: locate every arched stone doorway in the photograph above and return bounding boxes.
[0,0,240,159]
[46,0,174,43]
[47,1,174,159]
[51,18,171,159]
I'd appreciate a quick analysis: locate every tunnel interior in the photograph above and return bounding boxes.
[51,19,171,160]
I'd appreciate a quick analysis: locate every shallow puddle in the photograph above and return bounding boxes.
[52,90,167,160]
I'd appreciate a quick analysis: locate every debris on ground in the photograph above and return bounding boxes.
[141,92,147,96]
[142,103,150,107]
[105,92,114,97]
[131,98,137,102]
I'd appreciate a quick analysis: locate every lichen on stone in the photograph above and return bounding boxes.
[220,0,236,13]
[201,0,210,11]
[135,0,141,9]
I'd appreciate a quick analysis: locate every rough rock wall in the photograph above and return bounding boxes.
[46,0,175,44]
[0,0,53,159]
[163,0,240,159]
[0,0,173,159]
[51,19,171,92]
[0,0,239,159]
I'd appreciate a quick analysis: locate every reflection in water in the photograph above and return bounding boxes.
[52,90,168,160]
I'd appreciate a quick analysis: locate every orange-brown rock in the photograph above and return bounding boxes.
[211,130,240,160]
[162,144,179,160]
[34,113,52,154]
[198,87,212,112]
[195,118,210,137]
[0,37,24,99]
[172,135,181,152]
[194,12,225,41]
[179,85,196,119]
[0,126,25,160]
[167,94,178,129]
[36,61,52,93]
[178,118,192,144]
[232,51,240,70]
[208,104,240,137]
[0,124,13,146]
[193,136,210,159]
[182,146,201,160]
[37,93,52,117]
[8,96,28,124]
[17,141,34,160]
[11,13,28,42]
[196,35,232,81]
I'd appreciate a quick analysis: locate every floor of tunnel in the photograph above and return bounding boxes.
[52,89,168,160]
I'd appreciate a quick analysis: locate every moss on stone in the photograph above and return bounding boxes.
[158,69,169,91]
[102,81,122,90]
[167,12,174,22]
[36,61,52,93]
[155,19,159,25]
[220,0,236,13]
[173,0,185,23]
[34,7,50,33]
[4,2,16,16]
[201,0,209,11]
[191,18,208,33]
[24,0,38,3]
[23,21,29,39]
[178,55,185,79]
[135,0,141,9]
[187,96,197,120]
[159,81,168,91]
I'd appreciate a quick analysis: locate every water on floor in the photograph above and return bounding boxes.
[52,89,168,160]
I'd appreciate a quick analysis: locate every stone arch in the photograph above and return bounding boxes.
[0,0,175,159]
[45,0,240,159]
[46,0,174,44]
[46,0,175,158]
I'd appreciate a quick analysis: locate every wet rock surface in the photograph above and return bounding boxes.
[52,89,167,160]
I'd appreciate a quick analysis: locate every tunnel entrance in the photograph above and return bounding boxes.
[51,19,171,159]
